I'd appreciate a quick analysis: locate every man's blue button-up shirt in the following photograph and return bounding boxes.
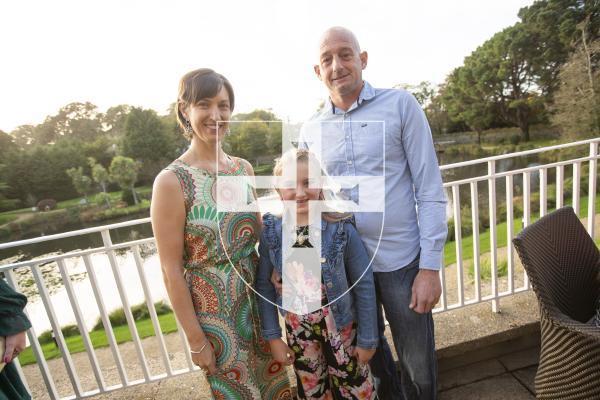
[301,81,448,272]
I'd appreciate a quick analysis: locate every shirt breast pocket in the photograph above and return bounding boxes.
[354,122,386,163]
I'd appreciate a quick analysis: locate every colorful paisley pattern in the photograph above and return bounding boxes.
[166,158,292,399]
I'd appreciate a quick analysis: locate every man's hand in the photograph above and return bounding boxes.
[271,270,282,296]
[409,269,441,314]
[354,346,376,365]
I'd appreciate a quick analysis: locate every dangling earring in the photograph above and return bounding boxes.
[184,119,193,136]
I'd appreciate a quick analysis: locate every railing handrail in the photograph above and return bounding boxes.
[1,137,597,252]
[0,217,152,251]
[439,137,599,171]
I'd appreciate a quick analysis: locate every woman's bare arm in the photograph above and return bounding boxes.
[151,170,215,371]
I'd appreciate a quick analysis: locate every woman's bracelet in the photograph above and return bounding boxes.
[189,341,209,355]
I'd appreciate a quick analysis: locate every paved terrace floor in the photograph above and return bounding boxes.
[21,290,541,399]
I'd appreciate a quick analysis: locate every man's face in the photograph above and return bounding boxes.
[314,31,367,99]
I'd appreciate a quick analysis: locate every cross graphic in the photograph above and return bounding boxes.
[216,120,385,314]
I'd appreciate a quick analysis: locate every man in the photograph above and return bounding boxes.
[301,27,447,400]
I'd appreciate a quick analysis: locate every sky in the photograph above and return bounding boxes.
[0,0,535,132]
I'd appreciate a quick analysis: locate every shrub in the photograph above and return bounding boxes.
[509,134,521,146]
[61,324,80,338]
[121,188,137,206]
[468,257,509,281]
[92,301,172,330]
[38,330,54,344]
[37,198,57,211]
[96,192,112,208]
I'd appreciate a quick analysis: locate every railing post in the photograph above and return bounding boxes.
[587,142,598,237]
[573,162,581,216]
[452,185,464,306]
[488,161,499,312]
[101,229,151,382]
[506,175,514,294]
[556,165,564,209]
[522,171,531,289]
[470,182,481,302]
[539,168,547,217]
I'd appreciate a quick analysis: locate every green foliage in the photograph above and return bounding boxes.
[61,324,80,337]
[122,107,174,182]
[509,134,521,145]
[120,188,136,206]
[467,257,509,282]
[441,0,593,141]
[95,192,112,208]
[92,301,172,330]
[551,19,600,138]
[20,311,179,367]
[38,330,54,345]
[88,158,110,190]
[109,156,139,204]
[102,104,132,138]
[226,110,283,162]
[65,167,93,201]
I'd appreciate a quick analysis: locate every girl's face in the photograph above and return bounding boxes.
[278,160,322,217]
[182,86,231,144]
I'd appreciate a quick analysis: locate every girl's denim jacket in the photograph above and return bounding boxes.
[255,213,378,349]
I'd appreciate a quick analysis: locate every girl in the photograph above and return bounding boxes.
[256,148,379,399]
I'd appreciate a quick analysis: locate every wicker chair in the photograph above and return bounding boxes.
[512,206,600,399]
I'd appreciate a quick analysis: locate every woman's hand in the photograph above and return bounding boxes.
[3,331,27,364]
[354,346,376,365]
[269,338,295,366]
[190,340,217,375]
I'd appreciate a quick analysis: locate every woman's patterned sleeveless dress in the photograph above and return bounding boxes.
[166,158,291,399]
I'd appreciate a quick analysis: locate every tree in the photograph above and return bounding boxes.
[517,0,596,97]
[101,104,132,138]
[4,142,86,203]
[109,156,140,205]
[551,17,600,138]
[228,109,282,160]
[399,82,460,136]
[442,65,496,144]
[54,102,102,141]
[0,165,20,211]
[443,24,547,142]
[10,125,36,147]
[88,157,111,207]
[0,130,17,158]
[122,108,174,182]
[66,167,93,202]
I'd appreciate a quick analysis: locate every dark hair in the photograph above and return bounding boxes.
[176,68,235,139]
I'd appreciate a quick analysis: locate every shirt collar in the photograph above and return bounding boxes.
[327,80,376,115]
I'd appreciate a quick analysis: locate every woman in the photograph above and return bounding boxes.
[0,278,31,400]
[151,68,291,399]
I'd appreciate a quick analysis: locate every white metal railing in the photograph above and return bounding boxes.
[436,138,598,315]
[0,137,598,399]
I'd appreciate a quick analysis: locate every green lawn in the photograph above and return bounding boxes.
[18,312,178,366]
[0,186,153,218]
[0,214,18,225]
[444,194,600,266]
